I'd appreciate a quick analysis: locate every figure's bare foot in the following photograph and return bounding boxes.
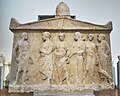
[67,81,70,85]
[43,76,48,80]
[59,82,62,85]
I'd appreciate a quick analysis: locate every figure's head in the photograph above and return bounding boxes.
[59,33,65,41]
[21,32,28,40]
[42,31,51,41]
[87,34,94,41]
[97,34,105,42]
[74,32,82,41]
[118,55,120,60]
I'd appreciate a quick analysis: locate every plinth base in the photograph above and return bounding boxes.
[9,82,115,93]
[34,89,95,96]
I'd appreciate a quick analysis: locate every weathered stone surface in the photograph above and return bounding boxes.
[56,2,70,17]
[33,89,95,96]
[9,2,114,94]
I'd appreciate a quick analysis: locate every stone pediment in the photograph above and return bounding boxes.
[9,17,112,31]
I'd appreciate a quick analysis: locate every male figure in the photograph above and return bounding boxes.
[39,31,54,84]
[13,32,30,85]
[97,34,112,83]
[84,34,98,84]
[70,32,85,84]
[53,33,69,85]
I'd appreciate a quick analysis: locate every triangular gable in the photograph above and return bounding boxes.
[10,17,112,31]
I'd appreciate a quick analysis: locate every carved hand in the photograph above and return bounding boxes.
[66,57,70,64]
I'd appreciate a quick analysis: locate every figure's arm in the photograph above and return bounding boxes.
[77,50,84,55]
[104,41,111,62]
[51,42,55,53]
[14,42,19,63]
[65,44,70,64]
[46,46,54,55]
[105,41,110,55]
[65,43,70,57]
[70,44,76,58]
[77,44,85,56]
[95,45,99,65]
[39,44,54,55]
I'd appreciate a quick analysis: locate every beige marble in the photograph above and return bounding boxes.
[9,2,114,93]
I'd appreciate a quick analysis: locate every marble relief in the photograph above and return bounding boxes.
[9,2,114,93]
[52,33,70,85]
[13,32,33,85]
[39,31,55,84]
[70,32,85,84]
[84,34,99,84]
[96,34,112,83]
[12,32,112,86]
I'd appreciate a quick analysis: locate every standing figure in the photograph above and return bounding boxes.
[97,34,112,83]
[70,32,85,84]
[53,33,70,85]
[84,34,99,84]
[39,31,55,84]
[13,32,30,85]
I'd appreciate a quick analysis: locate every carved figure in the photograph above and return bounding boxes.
[84,34,98,84]
[53,33,69,85]
[70,32,85,84]
[13,32,30,85]
[39,31,55,84]
[97,34,112,83]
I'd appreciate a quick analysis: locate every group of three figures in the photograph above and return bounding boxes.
[13,31,112,85]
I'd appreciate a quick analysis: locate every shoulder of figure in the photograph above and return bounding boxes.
[102,40,107,44]
[15,40,21,46]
